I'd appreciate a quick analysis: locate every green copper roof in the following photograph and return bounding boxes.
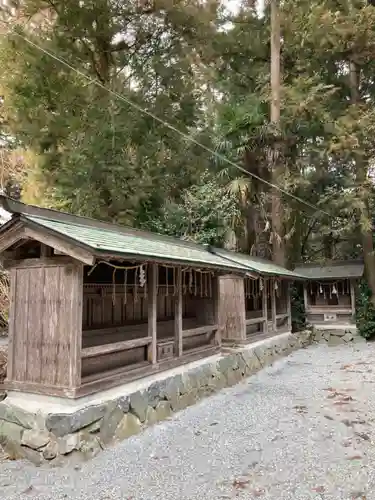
[22,215,247,271]
[0,195,302,277]
[294,261,364,280]
[211,248,305,279]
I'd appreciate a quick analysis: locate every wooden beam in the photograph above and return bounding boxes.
[174,267,183,357]
[182,324,218,338]
[262,278,268,334]
[350,280,356,319]
[82,336,152,359]
[271,278,277,332]
[147,263,157,364]
[0,223,26,253]
[3,256,80,270]
[24,227,95,265]
[245,317,264,326]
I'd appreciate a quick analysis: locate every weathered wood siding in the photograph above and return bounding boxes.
[218,275,246,341]
[7,260,82,392]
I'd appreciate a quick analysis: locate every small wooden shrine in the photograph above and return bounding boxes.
[0,196,302,399]
[294,260,364,326]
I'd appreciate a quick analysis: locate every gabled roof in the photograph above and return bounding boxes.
[294,260,364,280]
[0,196,247,272]
[0,195,302,278]
[211,248,305,279]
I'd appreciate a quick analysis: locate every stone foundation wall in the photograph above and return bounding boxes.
[0,331,312,466]
[311,328,366,346]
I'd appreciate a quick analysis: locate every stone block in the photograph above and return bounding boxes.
[0,403,39,430]
[57,433,80,455]
[342,332,354,343]
[330,330,346,337]
[21,430,50,450]
[313,330,323,342]
[162,376,185,410]
[241,351,262,373]
[328,335,345,346]
[83,419,102,434]
[78,431,101,460]
[218,355,235,380]
[99,403,124,445]
[0,419,23,442]
[46,404,107,437]
[115,413,141,441]
[145,407,158,426]
[147,381,164,408]
[154,401,172,422]
[175,391,197,411]
[129,391,149,422]
[42,440,58,461]
[116,395,130,413]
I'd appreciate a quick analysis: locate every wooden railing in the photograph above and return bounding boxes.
[82,336,152,359]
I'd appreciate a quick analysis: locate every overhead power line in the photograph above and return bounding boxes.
[11,31,331,216]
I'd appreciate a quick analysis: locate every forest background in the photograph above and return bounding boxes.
[1,0,375,334]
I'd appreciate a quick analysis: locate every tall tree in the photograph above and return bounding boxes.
[0,0,218,224]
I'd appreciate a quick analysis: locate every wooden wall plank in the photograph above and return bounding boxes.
[41,266,60,386]
[218,275,246,341]
[6,268,17,381]
[13,268,30,382]
[26,267,44,382]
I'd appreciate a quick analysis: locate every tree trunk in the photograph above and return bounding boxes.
[349,60,375,304]
[270,0,285,266]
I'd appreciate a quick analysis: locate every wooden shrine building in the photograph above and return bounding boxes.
[294,260,364,327]
[0,196,302,399]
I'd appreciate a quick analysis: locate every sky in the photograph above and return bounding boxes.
[226,0,265,16]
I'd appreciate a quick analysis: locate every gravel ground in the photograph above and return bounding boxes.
[1,343,375,500]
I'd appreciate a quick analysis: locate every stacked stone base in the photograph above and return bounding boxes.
[0,331,312,466]
[311,326,366,346]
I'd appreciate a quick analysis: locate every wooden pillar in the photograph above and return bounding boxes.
[271,278,277,332]
[287,281,292,331]
[350,279,356,321]
[212,275,221,347]
[303,284,308,312]
[262,277,268,334]
[147,263,157,365]
[174,267,183,357]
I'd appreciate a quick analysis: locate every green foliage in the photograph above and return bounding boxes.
[355,279,375,339]
[0,0,217,223]
[144,171,241,246]
[291,284,306,333]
